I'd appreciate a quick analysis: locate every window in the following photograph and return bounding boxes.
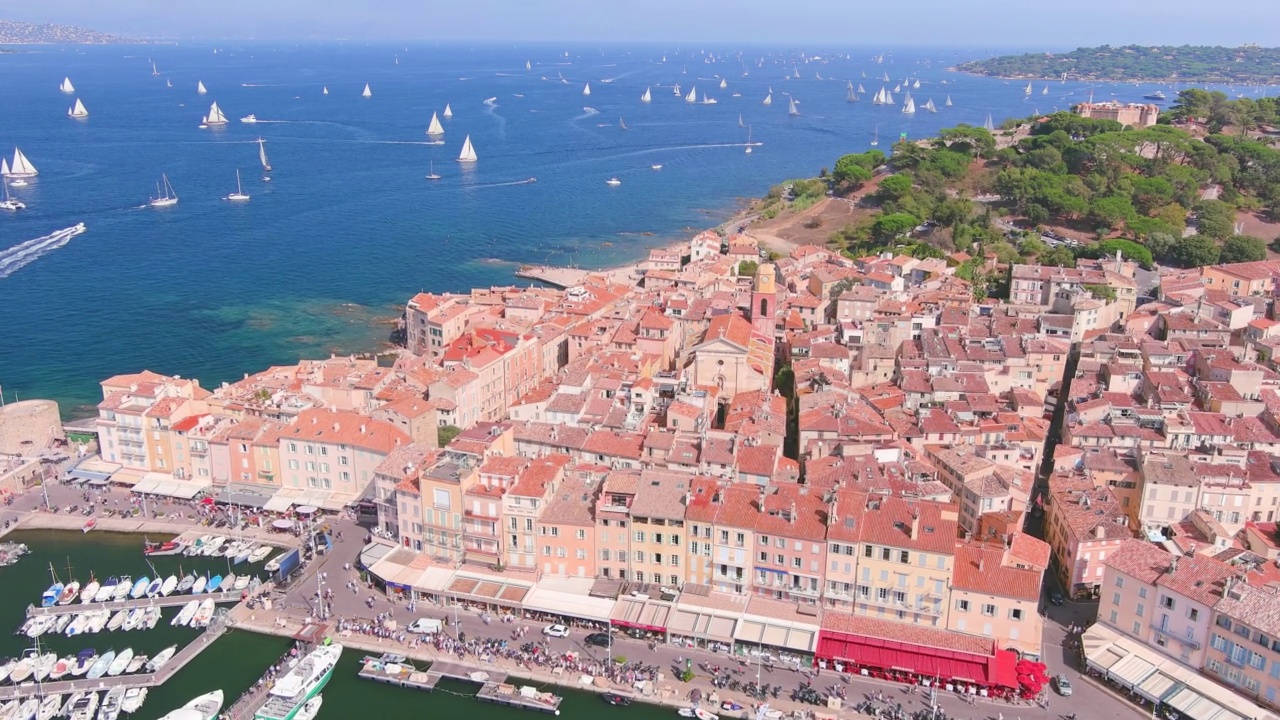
[339,456,349,466]
[864,545,873,558]
[1210,634,1227,652]
[759,551,768,563]
[691,542,700,555]
[634,531,645,543]
[881,547,891,561]
[899,550,910,564]
[1138,587,1147,599]
[775,554,785,565]
[1136,603,1146,618]
[576,549,586,560]
[1114,575,1125,588]
[601,549,611,561]
[1112,592,1121,606]
[1010,608,1023,621]
[1160,596,1175,610]
[1109,610,1118,624]
[634,551,645,564]
[576,529,586,540]
[1189,608,1199,621]
[955,599,969,612]
[719,530,729,543]
[1133,621,1142,636]
[654,533,664,544]
[792,557,802,569]
[759,535,769,546]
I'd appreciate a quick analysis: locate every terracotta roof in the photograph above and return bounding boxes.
[952,542,1041,601]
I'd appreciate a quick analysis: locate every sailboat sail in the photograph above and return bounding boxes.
[362,83,372,98]
[68,99,89,118]
[1,159,8,176]
[457,135,477,163]
[258,139,272,172]
[197,81,207,95]
[738,114,744,128]
[204,102,227,125]
[641,87,651,103]
[583,83,591,96]
[151,62,159,76]
[719,78,727,89]
[1042,84,1049,95]
[902,94,916,114]
[913,79,921,89]
[525,60,531,70]
[322,86,329,95]
[788,98,799,116]
[1024,82,1032,95]
[619,116,627,130]
[857,84,865,94]
[7,148,37,177]
[945,95,952,107]
[685,86,697,103]
[60,77,75,93]
[984,114,995,132]
[923,99,936,113]
[885,89,895,104]
[762,92,772,105]
[427,112,444,135]
[443,104,453,118]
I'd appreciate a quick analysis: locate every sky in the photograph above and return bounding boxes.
[10,0,1280,47]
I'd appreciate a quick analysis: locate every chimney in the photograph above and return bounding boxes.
[789,501,796,524]
[360,424,367,434]
[757,485,767,513]
[978,558,985,572]
[910,506,920,538]
[829,499,839,526]
[332,423,340,432]
[1169,556,1179,574]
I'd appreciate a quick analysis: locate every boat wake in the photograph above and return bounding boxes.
[464,178,538,189]
[0,224,88,280]
[577,108,600,119]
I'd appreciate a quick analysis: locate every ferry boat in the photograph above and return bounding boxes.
[253,644,343,720]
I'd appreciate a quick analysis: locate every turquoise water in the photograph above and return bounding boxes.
[0,44,1187,415]
[0,530,678,720]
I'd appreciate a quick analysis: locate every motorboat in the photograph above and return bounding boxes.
[240,114,258,124]
[144,578,163,598]
[81,519,97,533]
[247,546,273,564]
[125,654,147,674]
[143,607,162,630]
[146,646,176,673]
[191,576,207,595]
[121,688,147,715]
[129,577,150,600]
[93,578,118,603]
[205,575,223,593]
[190,599,215,628]
[177,574,195,593]
[41,567,64,608]
[233,575,251,591]
[233,545,254,564]
[25,616,55,638]
[292,696,322,720]
[106,610,128,632]
[37,694,62,720]
[49,655,73,680]
[80,580,100,604]
[113,576,133,601]
[87,650,115,680]
[70,650,96,677]
[144,540,181,556]
[32,653,57,682]
[59,581,81,605]
[602,693,631,706]
[0,658,14,684]
[200,537,226,557]
[221,574,237,591]
[86,610,111,634]
[68,693,97,720]
[13,699,38,720]
[264,552,289,572]
[53,614,73,634]
[157,690,222,720]
[651,164,662,170]
[106,648,133,677]
[9,654,34,683]
[98,687,124,720]
[172,601,198,627]
[253,645,341,720]
[159,576,178,597]
[606,178,621,186]
[122,608,146,632]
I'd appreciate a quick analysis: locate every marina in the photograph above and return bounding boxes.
[24,589,247,618]
[359,658,563,715]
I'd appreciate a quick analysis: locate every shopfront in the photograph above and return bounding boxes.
[611,595,673,639]
[817,613,1018,697]
[733,596,820,667]
[443,570,532,613]
[668,590,744,653]
[522,577,616,629]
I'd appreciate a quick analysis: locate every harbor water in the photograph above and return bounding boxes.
[0,530,677,720]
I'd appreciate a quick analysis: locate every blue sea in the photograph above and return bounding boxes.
[0,43,1198,415]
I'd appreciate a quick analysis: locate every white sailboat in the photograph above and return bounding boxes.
[873,87,886,105]
[619,116,627,130]
[701,93,717,104]
[788,97,799,116]
[870,125,879,146]
[881,72,890,82]
[913,79,921,89]
[685,86,697,103]
[426,112,444,136]
[5,148,38,179]
[68,99,89,118]
[442,104,453,119]
[457,135,477,163]
[1024,82,1032,95]
[0,179,24,211]
[362,83,372,98]
[945,95,952,107]
[197,81,207,95]
[1042,84,1049,95]
[60,77,75,93]
[847,82,857,102]
[257,138,272,174]
[149,174,178,207]
[167,78,172,88]
[426,161,441,180]
[322,86,329,95]
[151,62,159,77]
[719,78,727,89]
[893,84,901,93]
[738,113,744,128]
[525,60,531,71]
[886,89,895,104]
[582,83,591,96]
[762,92,772,105]
[225,170,250,202]
[984,114,995,132]
[202,101,228,127]
[923,98,937,113]
[673,83,681,96]
[641,87,651,103]
[857,83,866,94]
[902,93,916,114]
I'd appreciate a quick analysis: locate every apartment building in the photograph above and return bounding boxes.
[748,484,828,605]
[535,473,598,578]
[503,454,570,572]
[850,495,957,629]
[277,408,410,506]
[1207,577,1280,709]
[948,540,1047,658]
[628,470,692,588]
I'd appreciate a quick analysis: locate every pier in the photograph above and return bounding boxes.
[0,613,228,701]
[25,590,245,618]
[514,266,592,289]
[357,657,561,715]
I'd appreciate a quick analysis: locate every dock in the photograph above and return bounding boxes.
[357,658,561,715]
[0,612,228,701]
[26,590,244,618]
[514,265,592,289]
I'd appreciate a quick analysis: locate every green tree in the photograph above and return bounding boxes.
[1082,238,1154,269]
[1219,235,1268,264]
[876,175,914,203]
[737,260,759,277]
[1194,200,1237,240]
[1040,246,1077,267]
[438,425,462,447]
[1144,232,1178,263]
[870,212,920,242]
[833,160,873,188]
[1166,234,1221,268]
[1084,283,1117,302]
[1089,195,1138,231]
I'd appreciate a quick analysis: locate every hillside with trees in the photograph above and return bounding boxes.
[957,44,1280,83]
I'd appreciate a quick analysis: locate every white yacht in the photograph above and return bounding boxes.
[362,83,372,98]
[426,161,441,181]
[60,77,75,93]
[240,114,257,124]
[197,81,207,95]
[426,112,444,136]
[253,646,341,720]
[201,101,227,127]
[0,181,24,211]
[605,177,621,186]
[5,147,38,180]
[457,135,477,163]
[149,174,178,208]
[225,170,250,202]
[157,690,223,720]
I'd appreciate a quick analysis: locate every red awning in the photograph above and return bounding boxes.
[612,620,666,634]
[817,631,1017,689]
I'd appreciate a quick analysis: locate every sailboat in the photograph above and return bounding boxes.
[847,82,857,102]
[913,79,921,89]
[619,116,627,130]
[0,179,24,211]
[788,97,800,116]
[197,81,207,95]
[685,86,697,103]
[149,174,178,208]
[902,93,916,114]
[857,83,865,94]
[719,77,727,89]
[322,86,329,95]
[701,93,717,104]
[983,114,995,132]
[873,87,886,105]
[60,77,75,93]
[1024,82,1032,95]
[886,88,895,104]
[923,98,937,113]
[442,104,453,119]
[870,125,879,146]
[167,78,172,88]
[362,83,372,98]
[426,112,444,136]
[762,92,772,105]
[225,170,250,202]
[257,138,272,174]
[151,62,159,77]
[68,99,89,118]
[673,83,681,96]
[1042,84,1049,95]
[457,135,477,163]
[5,148,38,179]
[945,95,952,107]
[881,72,890,82]
[426,161,441,180]
[745,126,753,154]
[583,82,591,96]
[202,101,228,127]
[525,60,531,71]
[893,84,901,93]
[738,113,744,128]
[641,87,651,103]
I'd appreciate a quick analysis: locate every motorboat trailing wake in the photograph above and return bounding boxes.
[0,223,87,279]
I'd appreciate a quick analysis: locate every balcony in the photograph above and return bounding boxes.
[1149,621,1201,650]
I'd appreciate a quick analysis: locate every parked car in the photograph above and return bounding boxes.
[407,618,444,635]
[543,624,571,638]
[1054,673,1073,696]
[584,632,612,648]
[1049,590,1065,606]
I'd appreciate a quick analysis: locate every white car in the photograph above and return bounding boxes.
[542,624,570,638]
